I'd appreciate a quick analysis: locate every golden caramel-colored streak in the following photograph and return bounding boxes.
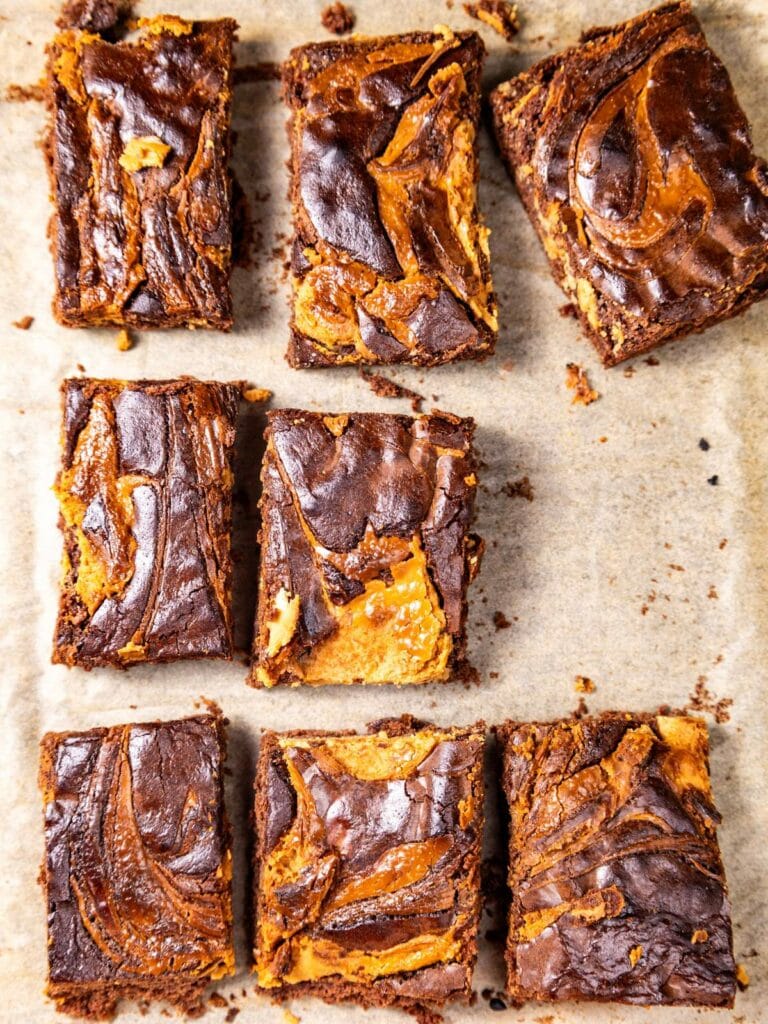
[327,835,453,910]
[517,885,626,942]
[55,393,139,615]
[279,730,446,781]
[266,588,301,658]
[656,715,713,801]
[119,135,171,172]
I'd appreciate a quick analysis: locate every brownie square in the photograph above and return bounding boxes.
[45,16,236,329]
[250,409,482,687]
[490,1,768,365]
[253,717,485,1014]
[282,30,497,366]
[53,378,240,668]
[497,712,736,1007]
[39,714,235,1018]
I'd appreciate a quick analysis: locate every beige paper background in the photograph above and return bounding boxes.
[1,0,766,1021]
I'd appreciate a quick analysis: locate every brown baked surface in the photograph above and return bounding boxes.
[490,1,768,365]
[52,377,240,668]
[252,716,485,1014]
[45,16,236,329]
[250,409,482,687]
[497,712,736,1006]
[39,714,234,1019]
[282,30,497,366]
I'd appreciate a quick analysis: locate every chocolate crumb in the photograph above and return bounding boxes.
[501,475,533,501]
[719,538,728,550]
[623,364,636,377]
[233,62,281,84]
[707,585,718,600]
[685,676,732,724]
[76,362,86,373]
[463,0,520,41]
[493,611,511,630]
[707,475,719,486]
[699,437,710,451]
[489,996,507,1010]
[321,2,355,34]
[5,82,46,102]
[360,369,425,412]
[572,697,589,719]
[489,671,499,679]
[565,362,599,405]
[12,315,33,330]
[559,302,577,319]
[644,355,660,366]
[208,993,228,1009]
[225,1010,240,1023]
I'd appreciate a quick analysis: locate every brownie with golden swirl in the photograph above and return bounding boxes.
[490,1,768,365]
[498,712,736,1006]
[39,714,235,1018]
[53,378,241,668]
[253,717,485,1015]
[282,30,497,366]
[250,409,483,687]
[45,16,235,329]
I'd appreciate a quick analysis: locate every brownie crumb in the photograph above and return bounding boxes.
[489,995,507,1010]
[736,964,750,990]
[12,315,34,330]
[489,671,499,679]
[559,302,578,319]
[208,993,228,1009]
[321,2,355,34]
[699,437,711,451]
[565,362,599,405]
[360,369,425,412]
[225,1010,240,1023]
[707,585,718,600]
[233,62,281,84]
[623,364,636,378]
[57,0,130,34]
[463,0,520,41]
[493,610,511,630]
[685,676,732,724]
[708,474,719,486]
[501,475,533,501]
[76,362,86,373]
[116,328,134,351]
[282,1009,301,1023]
[5,82,45,102]
[572,697,589,719]
[644,355,660,366]
[243,387,272,404]
[574,675,595,693]
[719,538,728,550]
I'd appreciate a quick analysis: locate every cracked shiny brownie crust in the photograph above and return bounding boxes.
[39,714,235,1019]
[45,16,236,329]
[490,1,768,365]
[282,30,497,366]
[53,378,241,668]
[250,409,483,687]
[252,717,485,1014]
[498,712,736,1007]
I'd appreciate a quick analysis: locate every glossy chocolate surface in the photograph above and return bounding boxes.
[53,378,240,668]
[283,31,497,366]
[40,715,234,1013]
[498,713,736,1006]
[490,1,768,364]
[253,720,484,1009]
[46,17,235,329]
[251,410,481,686]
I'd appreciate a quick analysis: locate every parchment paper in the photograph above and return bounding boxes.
[1,1,766,1022]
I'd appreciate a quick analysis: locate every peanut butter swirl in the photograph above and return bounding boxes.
[283,31,497,367]
[39,716,234,1016]
[253,720,484,1011]
[498,713,736,1007]
[53,378,240,668]
[490,1,768,364]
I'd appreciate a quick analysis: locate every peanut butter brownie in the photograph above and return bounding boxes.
[45,16,236,329]
[497,712,736,1006]
[40,714,234,1018]
[53,378,240,668]
[253,717,485,1015]
[250,409,482,686]
[490,1,768,365]
[282,30,497,366]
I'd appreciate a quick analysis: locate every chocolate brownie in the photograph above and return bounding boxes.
[497,712,736,1006]
[490,1,768,365]
[39,714,234,1018]
[250,409,483,686]
[53,378,240,668]
[45,16,236,329]
[253,717,485,1015]
[282,30,497,366]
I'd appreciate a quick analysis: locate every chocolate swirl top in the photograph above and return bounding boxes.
[498,713,736,1006]
[40,716,234,988]
[491,1,768,363]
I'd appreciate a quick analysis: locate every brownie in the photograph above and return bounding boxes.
[39,714,235,1019]
[282,30,497,366]
[497,712,736,1007]
[490,1,768,365]
[250,409,482,687]
[45,16,236,329]
[53,378,241,668]
[253,717,485,1015]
